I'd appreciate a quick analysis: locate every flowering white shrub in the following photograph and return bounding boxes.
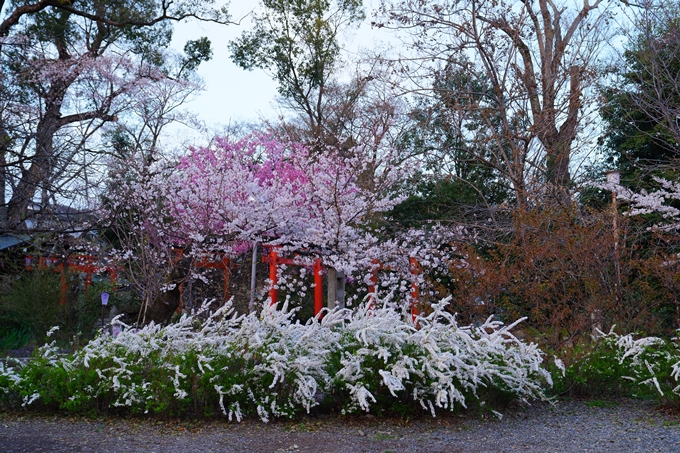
[0,360,22,408]
[0,299,550,420]
[552,327,680,401]
[329,299,549,415]
[595,328,680,398]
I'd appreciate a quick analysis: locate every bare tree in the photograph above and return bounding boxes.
[375,0,612,205]
[601,0,680,176]
[0,0,231,39]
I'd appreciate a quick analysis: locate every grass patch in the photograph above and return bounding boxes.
[373,431,399,441]
[0,327,32,352]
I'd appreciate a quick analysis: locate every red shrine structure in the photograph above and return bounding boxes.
[262,247,422,321]
[25,246,423,322]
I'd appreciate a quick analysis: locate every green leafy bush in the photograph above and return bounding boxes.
[0,271,112,348]
[0,326,32,351]
[0,272,63,343]
[551,329,680,404]
[0,298,550,419]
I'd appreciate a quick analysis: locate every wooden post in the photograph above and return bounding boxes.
[613,189,621,301]
[222,256,231,302]
[335,270,345,309]
[249,242,258,312]
[327,268,346,309]
[59,271,68,305]
[327,267,337,310]
[605,170,622,302]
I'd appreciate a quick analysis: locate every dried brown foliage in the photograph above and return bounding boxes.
[441,205,680,351]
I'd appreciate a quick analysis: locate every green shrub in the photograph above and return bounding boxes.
[0,271,113,348]
[551,330,680,404]
[0,300,550,420]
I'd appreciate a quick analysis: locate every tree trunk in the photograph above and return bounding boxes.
[6,72,73,228]
[545,135,572,189]
[0,127,9,227]
[6,112,59,227]
[542,65,582,194]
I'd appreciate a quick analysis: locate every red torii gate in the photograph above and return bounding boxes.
[27,250,237,309]
[194,254,234,301]
[262,246,324,316]
[262,247,422,321]
[25,254,118,305]
[27,249,423,319]
[170,249,236,308]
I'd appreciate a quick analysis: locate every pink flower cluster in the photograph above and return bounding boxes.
[114,133,407,264]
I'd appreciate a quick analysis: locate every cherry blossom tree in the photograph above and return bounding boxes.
[112,132,406,258]
[105,132,424,322]
[0,0,226,230]
[603,177,680,231]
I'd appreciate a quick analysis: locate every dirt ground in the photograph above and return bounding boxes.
[1,398,679,453]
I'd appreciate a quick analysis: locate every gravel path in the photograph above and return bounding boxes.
[1,399,678,452]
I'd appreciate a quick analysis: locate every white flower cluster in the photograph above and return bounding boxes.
[1,299,550,420]
[0,361,22,402]
[335,300,550,415]
[596,328,680,397]
[600,177,680,231]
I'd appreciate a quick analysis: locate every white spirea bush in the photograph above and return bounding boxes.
[0,298,550,420]
[595,328,680,398]
[331,300,550,415]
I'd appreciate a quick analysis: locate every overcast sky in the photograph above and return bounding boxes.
[170,2,279,128]
[169,0,392,138]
